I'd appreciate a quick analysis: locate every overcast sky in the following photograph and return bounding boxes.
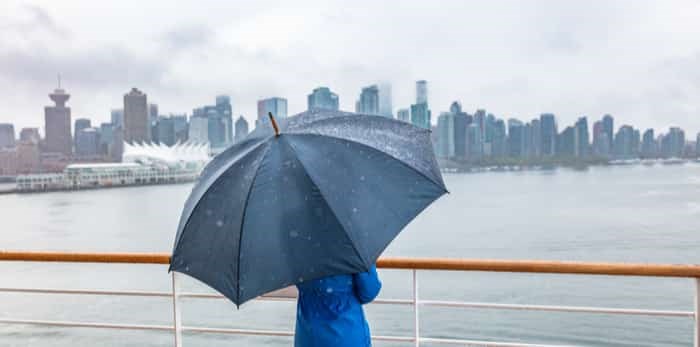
[1,0,699,136]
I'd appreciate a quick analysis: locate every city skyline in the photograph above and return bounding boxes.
[1,1,700,135]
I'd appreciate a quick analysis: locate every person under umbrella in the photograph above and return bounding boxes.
[170,109,446,346]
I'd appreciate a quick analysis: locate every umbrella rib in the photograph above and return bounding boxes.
[280,136,369,269]
[234,142,273,306]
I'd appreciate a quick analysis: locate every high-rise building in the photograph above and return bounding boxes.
[111,109,124,128]
[74,118,91,150]
[660,127,685,158]
[171,114,189,143]
[436,112,455,158]
[492,119,507,158]
[19,128,40,143]
[257,97,288,129]
[188,116,209,144]
[16,140,41,174]
[696,133,700,158]
[539,113,557,156]
[473,109,486,138]
[356,85,380,115]
[75,128,100,156]
[641,128,656,158]
[613,125,635,159]
[529,118,542,158]
[592,121,611,157]
[193,95,233,149]
[99,123,114,156]
[416,80,428,104]
[44,85,72,155]
[466,123,483,160]
[602,114,614,151]
[378,82,393,118]
[149,104,159,128]
[450,102,469,159]
[154,117,176,146]
[397,109,410,122]
[410,103,431,129]
[307,87,339,111]
[0,124,15,148]
[0,148,17,176]
[574,117,589,157]
[234,116,249,143]
[507,119,525,157]
[557,126,577,157]
[123,88,149,143]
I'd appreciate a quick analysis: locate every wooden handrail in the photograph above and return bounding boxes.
[1,251,700,278]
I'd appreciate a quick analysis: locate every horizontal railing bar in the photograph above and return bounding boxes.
[0,286,689,318]
[2,251,700,278]
[420,300,693,317]
[0,319,569,346]
[0,318,172,331]
[420,337,578,347]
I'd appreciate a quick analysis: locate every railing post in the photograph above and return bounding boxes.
[172,272,183,347]
[695,278,699,347]
[413,269,420,347]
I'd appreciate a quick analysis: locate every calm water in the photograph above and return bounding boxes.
[1,164,700,346]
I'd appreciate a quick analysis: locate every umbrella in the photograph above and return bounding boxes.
[169,109,447,306]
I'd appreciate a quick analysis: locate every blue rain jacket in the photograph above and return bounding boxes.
[295,265,381,347]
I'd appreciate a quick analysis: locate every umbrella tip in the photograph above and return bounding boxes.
[268,112,280,137]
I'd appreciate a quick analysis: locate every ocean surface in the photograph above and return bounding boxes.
[1,163,700,346]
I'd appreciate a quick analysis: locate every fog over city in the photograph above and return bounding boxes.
[1,0,700,134]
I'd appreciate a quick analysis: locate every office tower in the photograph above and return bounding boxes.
[641,129,656,158]
[613,125,635,159]
[234,116,249,143]
[111,109,124,128]
[465,123,483,160]
[74,118,91,150]
[660,127,685,158]
[574,117,589,157]
[529,118,542,157]
[123,88,149,143]
[98,123,114,156]
[492,119,507,158]
[356,85,380,115]
[410,103,431,129]
[19,128,40,143]
[436,112,455,158]
[397,109,410,122]
[154,117,176,146]
[169,114,188,143]
[44,84,72,155]
[697,133,700,158]
[149,104,159,127]
[75,128,100,156]
[450,102,468,159]
[189,116,209,144]
[378,82,393,117]
[507,119,525,157]
[257,97,288,129]
[193,95,233,149]
[557,126,577,157]
[632,129,641,157]
[0,124,15,148]
[416,80,428,104]
[592,121,611,156]
[602,114,614,150]
[473,109,486,138]
[307,87,339,111]
[539,113,557,156]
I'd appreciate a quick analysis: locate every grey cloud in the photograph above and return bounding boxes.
[160,24,213,50]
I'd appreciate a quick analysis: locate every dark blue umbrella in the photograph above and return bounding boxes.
[169,109,447,306]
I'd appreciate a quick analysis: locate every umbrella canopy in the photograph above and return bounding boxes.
[170,109,447,306]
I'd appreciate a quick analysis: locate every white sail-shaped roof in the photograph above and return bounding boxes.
[123,141,211,169]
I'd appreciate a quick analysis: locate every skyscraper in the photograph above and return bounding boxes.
[410,103,431,129]
[416,80,428,104]
[74,118,91,150]
[356,85,380,115]
[557,126,577,157]
[602,114,614,151]
[307,87,339,111]
[111,109,124,128]
[257,97,288,129]
[574,117,589,157]
[592,121,611,156]
[75,128,100,156]
[450,102,469,159]
[99,123,114,156]
[234,116,249,143]
[641,128,656,158]
[613,125,635,159]
[19,128,40,143]
[436,112,455,158]
[44,85,72,155]
[193,95,233,149]
[660,127,685,158]
[188,116,209,144]
[539,113,557,156]
[378,82,393,118]
[507,119,525,157]
[397,109,410,122]
[0,124,15,148]
[149,104,159,128]
[154,117,176,146]
[123,88,149,143]
[465,123,483,160]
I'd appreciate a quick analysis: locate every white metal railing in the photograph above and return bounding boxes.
[1,252,700,347]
